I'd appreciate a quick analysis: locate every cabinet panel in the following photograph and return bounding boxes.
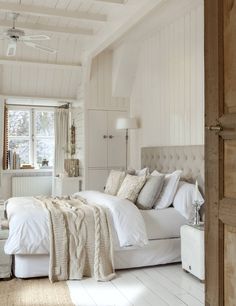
[88,111,108,168]
[107,111,126,168]
[88,169,109,192]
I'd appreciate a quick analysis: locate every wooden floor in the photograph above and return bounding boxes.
[67,264,204,306]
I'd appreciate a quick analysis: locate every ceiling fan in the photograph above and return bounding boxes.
[0,13,57,56]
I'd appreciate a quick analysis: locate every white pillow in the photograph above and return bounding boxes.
[152,170,182,209]
[104,170,126,195]
[173,181,204,220]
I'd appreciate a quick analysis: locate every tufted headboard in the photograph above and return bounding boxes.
[141,145,204,193]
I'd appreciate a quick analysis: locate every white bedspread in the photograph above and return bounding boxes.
[5,192,148,255]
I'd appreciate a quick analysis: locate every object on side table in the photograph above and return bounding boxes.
[0,229,12,278]
[181,224,205,281]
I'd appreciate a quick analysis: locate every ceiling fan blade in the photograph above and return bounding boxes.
[21,34,50,41]
[7,41,17,57]
[23,41,57,54]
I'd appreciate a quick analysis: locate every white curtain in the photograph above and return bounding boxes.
[54,108,69,176]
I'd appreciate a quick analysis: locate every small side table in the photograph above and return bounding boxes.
[0,229,12,279]
[180,224,204,281]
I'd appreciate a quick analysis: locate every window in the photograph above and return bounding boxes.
[8,108,55,168]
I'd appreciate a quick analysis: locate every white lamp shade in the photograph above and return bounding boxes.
[116,118,138,130]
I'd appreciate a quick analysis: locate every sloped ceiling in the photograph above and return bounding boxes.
[0,0,163,101]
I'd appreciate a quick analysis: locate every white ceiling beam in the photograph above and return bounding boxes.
[0,58,82,71]
[0,20,93,36]
[95,0,126,4]
[0,2,107,22]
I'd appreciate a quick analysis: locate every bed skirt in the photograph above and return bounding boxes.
[14,238,181,278]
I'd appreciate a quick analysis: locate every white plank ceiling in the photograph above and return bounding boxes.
[0,0,160,101]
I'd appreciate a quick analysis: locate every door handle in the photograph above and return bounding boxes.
[103,135,108,139]
[205,124,223,132]
[109,135,114,139]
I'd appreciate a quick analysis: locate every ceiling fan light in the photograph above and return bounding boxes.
[7,41,17,57]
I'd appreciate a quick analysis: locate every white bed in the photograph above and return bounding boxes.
[5,191,186,278]
[5,145,204,278]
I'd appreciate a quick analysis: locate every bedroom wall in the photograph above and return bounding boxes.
[88,50,129,111]
[129,1,204,168]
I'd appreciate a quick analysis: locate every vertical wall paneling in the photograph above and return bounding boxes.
[88,50,129,111]
[129,2,204,168]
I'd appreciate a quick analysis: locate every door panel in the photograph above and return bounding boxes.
[224,225,236,306]
[107,111,126,168]
[88,110,107,168]
[224,0,236,114]
[224,140,236,198]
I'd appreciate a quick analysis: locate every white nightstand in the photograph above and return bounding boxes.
[180,224,205,281]
[53,176,83,197]
[0,229,12,278]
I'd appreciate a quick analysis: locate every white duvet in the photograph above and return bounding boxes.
[5,191,148,255]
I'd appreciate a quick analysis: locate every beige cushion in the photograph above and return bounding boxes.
[104,170,126,196]
[117,174,146,203]
[136,174,165,210]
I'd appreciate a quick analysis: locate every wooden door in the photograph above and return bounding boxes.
[88,110,108,168]
[205,1,236,305]
[107,111,126,168]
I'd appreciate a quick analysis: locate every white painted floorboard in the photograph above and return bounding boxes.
[67,264,205,306]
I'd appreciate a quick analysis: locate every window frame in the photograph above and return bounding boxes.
[8,105,55,168]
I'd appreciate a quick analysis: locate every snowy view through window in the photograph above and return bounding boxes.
[9,109,54,167]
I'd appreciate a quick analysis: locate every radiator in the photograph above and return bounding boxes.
[12,176,52,197]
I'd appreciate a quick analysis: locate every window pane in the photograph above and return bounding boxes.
[36,139,54,167]
[9,139,30,164]
[8,110,30,136]
[35,111,54,136]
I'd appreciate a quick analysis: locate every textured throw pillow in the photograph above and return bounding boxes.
[104,170,126,196]
[117,174,147,203]
[136,174,165,210]
[173,181,204,220]
[152,170,182,209]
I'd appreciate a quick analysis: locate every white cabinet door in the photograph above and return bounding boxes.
[107,111,127,168]
[88,110,108,168]
[88,169,109,192]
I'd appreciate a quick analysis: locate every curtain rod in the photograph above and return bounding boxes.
[6,103,70,109]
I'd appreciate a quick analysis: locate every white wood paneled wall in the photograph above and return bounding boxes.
[88,50,129,111]
[2,65,81,100]
[130,3,204,168]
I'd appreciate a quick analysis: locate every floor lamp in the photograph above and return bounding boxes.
[116,118,138,170]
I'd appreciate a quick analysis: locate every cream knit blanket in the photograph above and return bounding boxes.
[37,196,115,282]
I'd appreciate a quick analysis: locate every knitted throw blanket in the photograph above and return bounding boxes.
[37,196,115,282]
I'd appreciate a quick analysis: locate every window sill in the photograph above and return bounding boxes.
[3,169,53,174]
